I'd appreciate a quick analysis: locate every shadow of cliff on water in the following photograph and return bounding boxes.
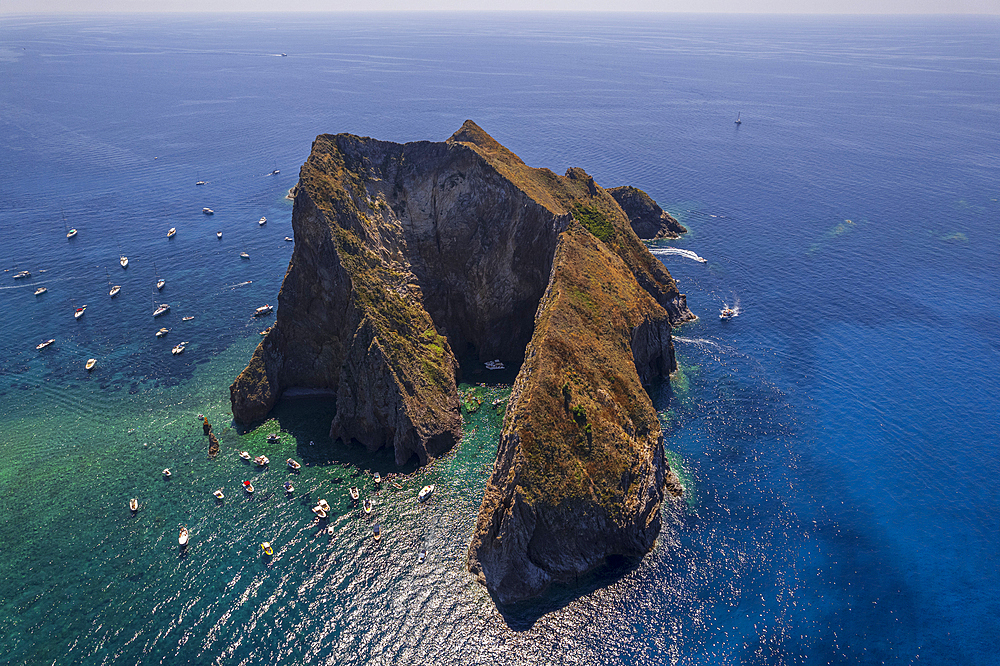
[232,396,419,475]
[492,554,644,631]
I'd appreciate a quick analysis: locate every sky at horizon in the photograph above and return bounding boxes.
[2,0,999,15]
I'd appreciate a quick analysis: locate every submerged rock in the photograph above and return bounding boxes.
[230,121,693,600]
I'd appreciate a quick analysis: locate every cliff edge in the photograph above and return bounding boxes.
[230,121,692,601]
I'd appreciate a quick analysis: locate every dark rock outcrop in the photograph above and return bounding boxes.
[229,121,693,600]
[608,185,686,239]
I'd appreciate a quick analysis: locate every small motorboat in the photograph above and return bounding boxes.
[392,482,403,490]
[239,451,251,461]
[182,316,194,321]
[240,251,250,260]
[156,327,169,337]
[720,307,737,320]
[254,304,273,317]
[261,542,273,556]
[74,305,87,320]
[259,327,271,336]
[270,169,280,175]
[287,458,301,470]
[373,472,381,485]
[163,468,171,478]
[153,303,170,317]
[213,489,225,500]
[67,228,78,238]
[253,455,269,466]
[243,480,254,493]
[417,485,435,502]
[203,208,214,215]
[196,180,206,186]
[120,255,128,269]
[318,499,331,512]
[326,524,336,536]
[13,270,30,279]
[372,524,381,542]
[156,278,165,290]
[258,216,267,226]
[284,236,293,242]
[167,227,176,238]
[36,338,55,350]
[266,433,280,444]
[312,506,328,518]
[129,498,138,512]
[283,480,294,493]
[109,284,121,297]
[418,548,426,564]
[363,498,372,516]
[85,358,97,371]
[216,231,223,239]
[349,487,360,501]
[34,287,47,296]
[171,342,188,355]
[179,527,189,546]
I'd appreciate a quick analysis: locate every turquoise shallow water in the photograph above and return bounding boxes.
[1,13,999,665]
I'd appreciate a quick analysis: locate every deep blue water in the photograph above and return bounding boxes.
[1,13,998,665]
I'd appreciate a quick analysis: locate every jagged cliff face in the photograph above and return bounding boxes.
[608,185,687,240]
[230,121,693,599]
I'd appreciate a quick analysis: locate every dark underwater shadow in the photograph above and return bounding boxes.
[492,554,643,632]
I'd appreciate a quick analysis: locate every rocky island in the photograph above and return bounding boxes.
[230,121,693,603]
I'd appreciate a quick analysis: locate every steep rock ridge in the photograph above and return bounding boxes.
[230,121,692,599]
[608,185,687,240]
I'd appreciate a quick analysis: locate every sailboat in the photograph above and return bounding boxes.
[152,286,169,318]
[106,268,121,298]
[62,209,77,239]
[154,262,165,290]
[735,111,742,125]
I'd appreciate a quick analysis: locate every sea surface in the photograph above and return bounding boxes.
[1,13,998,665]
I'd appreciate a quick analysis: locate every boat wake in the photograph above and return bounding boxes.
[222,280,253,291]
[649,247,707,263]
[673,336,726,349]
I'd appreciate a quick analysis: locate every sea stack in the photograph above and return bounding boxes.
[229,121,693,601]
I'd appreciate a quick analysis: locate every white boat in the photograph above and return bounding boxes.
[720,307,737,320]
[349,487,360,501]
[312,506,328,518]
[179,527,189,546]
[153,303,170,317]
[120,255,128,269]
[129,498,138,512]
[156,327,169,337]
[203,208,214,215]
[167,227,176,238]
[171,341,188,355]
[240,251,250,260]
[261,542,273,556]
[239,451,251,461]
[418,548,426,564]
[13,270,30,279]
[318,499,330,512]
[284,236,293,242]
[266,433,280,444]
[74,305,87,320]
[373,472,381,485]
[106,268,120,298]
[326,524,336,536]
[85,358,96,371]
[36,338,55,350]
[258,216,267,226]
[363,498,372,516]
[195,180,206,186]
[63,209,77,238]
[182,316,194,321]
[287,458,301,470]
[270,169,280,175]
[735,111,742,125]
[243,480,254,493]
[417,485,435,502]
[254,304,273,317]
[34,287,47,296]
[213,489,224,500]
[254,455,269,466]
[163,468,171,477]
[217,231,222,239]
[154,261,164,290]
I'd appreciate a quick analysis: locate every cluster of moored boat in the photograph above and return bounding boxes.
[146,419,438,553]
[484,359,505,370]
